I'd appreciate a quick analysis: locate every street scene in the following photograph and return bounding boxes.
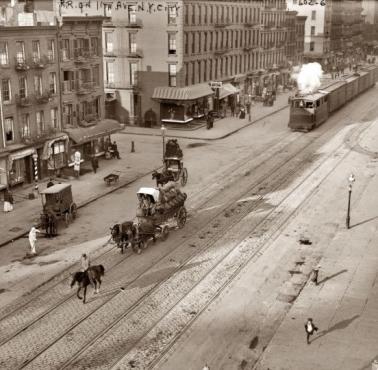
[1,0,378,369]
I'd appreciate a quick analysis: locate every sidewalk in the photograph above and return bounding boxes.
[254,120,378,370]
[0,134,163,247]
[122,91,292,140]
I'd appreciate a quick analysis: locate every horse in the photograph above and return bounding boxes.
[70,264,105,304]
[110,221,137,253]
[152,170,175,187]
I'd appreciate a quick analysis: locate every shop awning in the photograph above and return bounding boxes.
[152,83,214,101]
[64,119,122,145]
[42,134,69,161]
[218,83,240,99]
[9,147,36,162]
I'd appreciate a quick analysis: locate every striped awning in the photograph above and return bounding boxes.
[152,83,214,101]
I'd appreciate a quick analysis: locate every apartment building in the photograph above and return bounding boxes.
[0,25,64,189]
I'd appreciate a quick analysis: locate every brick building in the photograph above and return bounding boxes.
[0,24,65,189]
[0,2,120,190]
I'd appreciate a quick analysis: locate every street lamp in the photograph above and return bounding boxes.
[346,173,355,229]
[161,124,166,161]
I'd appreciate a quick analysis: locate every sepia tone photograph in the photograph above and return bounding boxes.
[0,0,377,369]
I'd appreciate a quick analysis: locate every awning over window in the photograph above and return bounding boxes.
[42,134,69,161]
[64,119,122,145]
[218,83,240,99]
[152,83,214,101]
[9,147,36,162]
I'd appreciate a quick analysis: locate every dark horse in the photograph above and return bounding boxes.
[110,221,138,253]
[70,265,105,304]
[152,170,175,187]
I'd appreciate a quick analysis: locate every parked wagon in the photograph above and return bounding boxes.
[40,183,77,234]
[104,173,119,186]
[133,186,187,250]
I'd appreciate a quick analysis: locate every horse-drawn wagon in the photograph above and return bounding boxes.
[110,183,187,253]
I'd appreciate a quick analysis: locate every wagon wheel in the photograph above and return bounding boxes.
[70,203,77,220]
[180,168,188,186]
[176,207,187,229]
[161,225,170,241]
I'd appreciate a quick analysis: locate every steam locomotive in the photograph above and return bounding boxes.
[288,65,378,132]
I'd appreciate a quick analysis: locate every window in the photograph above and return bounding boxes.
[130,62,138,85]
[47,39,55,61]
[168,64,177,87]
[21,114,30,138]
[184,33,188,55]
[105,32,113,53]
[129,33,137,53]
[50,108,58,128]
[91,37,99,56]
[192,4,195,24]
[63,103,73,126]
[168,33,176,55]
[204,32,207,52]
[36,111,45,133]
[19,76,27,98]
[168,5,177,24]
[311,26,315,36]
[61,39,70,60]
[4,117,13,142]
[32,40,40,62]
[93,65,99,86]
[310,41,315,51]
[34,75,42,96]
[1,79,11,102]
[128,5,136,23]
[15,41,25,63]
[49,72,57,94]
[106,61,114,84]
[192,32,195,53]
[311,10,316,20]
[104,3,111,17]
[0,42,9,65]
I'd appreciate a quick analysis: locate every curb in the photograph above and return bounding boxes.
[0,166,162,249]
[120,103,289,141]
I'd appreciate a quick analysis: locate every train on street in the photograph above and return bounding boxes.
[288,65,378,132]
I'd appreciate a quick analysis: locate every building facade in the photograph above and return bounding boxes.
[59,0,304,126]
[0,2,120,190]
[0,25,65,189]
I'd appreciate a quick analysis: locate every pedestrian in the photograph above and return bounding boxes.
[74,150,81,178]
[91,156,99,174]
[312,264,320,285]
[230,104,235,117]
[304,318,318,344]
[47,178,54,188]
[3,188,14,213]
[246,101,251,121]
[203,364,210,370]
[28,225,41,255]
[112,141,121,159]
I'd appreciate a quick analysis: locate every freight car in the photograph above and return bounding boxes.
[288,65,378,132]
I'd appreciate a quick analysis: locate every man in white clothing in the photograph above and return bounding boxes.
[29,226,41,255]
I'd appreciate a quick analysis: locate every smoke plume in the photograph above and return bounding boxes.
[294,62,324,95]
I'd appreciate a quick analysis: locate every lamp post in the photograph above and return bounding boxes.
[161,124,166,161]
[346,173,355,229]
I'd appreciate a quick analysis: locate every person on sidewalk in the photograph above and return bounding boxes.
[304,318,318,344]
[91,156,99,174]
[28,225,41,255]
[74,150,81,178]
[3,188,14,213]
[312,265,320,285]
[112,142,121,159]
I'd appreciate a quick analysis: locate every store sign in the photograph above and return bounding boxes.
[210,81,222,88]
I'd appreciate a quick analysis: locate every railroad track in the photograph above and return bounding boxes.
[0,92,376,370]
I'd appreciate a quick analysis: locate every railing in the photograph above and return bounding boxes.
[105,81,116,88]
[35,91,52,104]
[214,49,228,55]
[15,94,33,107]
[125,18,143,28]
[76,81,94,94]
[214,18,231,27]
[62,80,76,93]
[29,55,49,69]
[14,57,29,71]
[83,113,98,122]
[127,48,143,58]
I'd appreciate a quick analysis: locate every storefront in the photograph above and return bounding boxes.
[41,134,69,175]
[0,153,8,191]
[217,83,240,115]
[7,147,36,187]
[152,83,215,124]
[64,119,122,165]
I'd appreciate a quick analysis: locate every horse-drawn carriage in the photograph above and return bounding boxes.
[110,184,187,253]
[152,139,188,187]
[40,183,77,235]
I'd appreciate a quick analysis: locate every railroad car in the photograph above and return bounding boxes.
[288,65,378,132]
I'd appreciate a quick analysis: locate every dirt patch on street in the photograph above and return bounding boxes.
[186,143,209,148]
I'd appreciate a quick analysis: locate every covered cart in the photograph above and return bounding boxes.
[163,139,188,186]
[134,184,187,250]
[40,183,77,235]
